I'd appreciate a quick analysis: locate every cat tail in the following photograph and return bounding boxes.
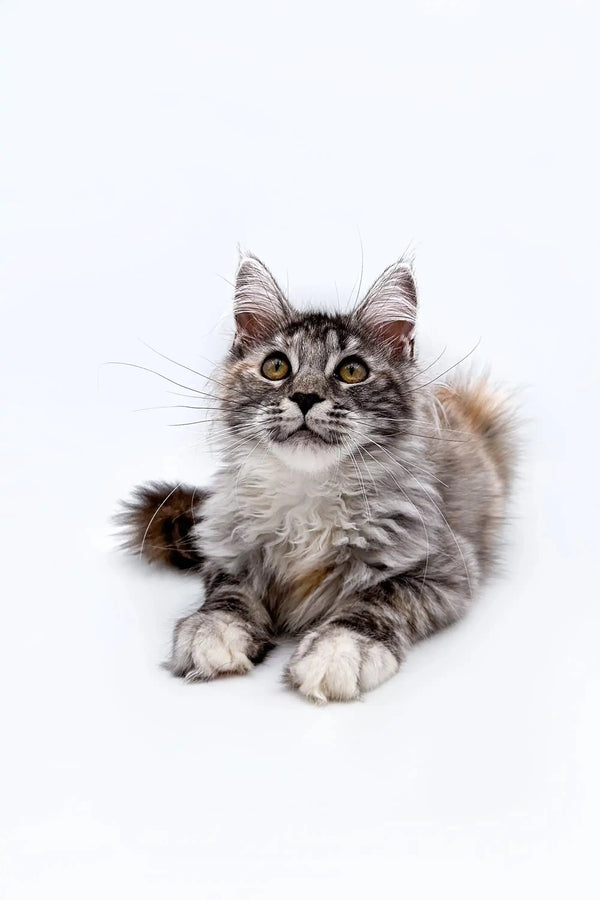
[437,377,519,494]
[115,482,208,570]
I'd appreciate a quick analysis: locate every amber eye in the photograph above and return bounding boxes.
[336,357,369,384]
[261,354,291,380]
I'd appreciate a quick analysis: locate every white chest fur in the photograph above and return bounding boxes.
[199,453,366,584]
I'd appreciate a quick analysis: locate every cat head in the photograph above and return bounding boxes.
[219,253,419,473]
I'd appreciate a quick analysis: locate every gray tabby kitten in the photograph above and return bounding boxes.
[120,254,515,703]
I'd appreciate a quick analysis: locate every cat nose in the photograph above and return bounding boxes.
[290,392,324,416]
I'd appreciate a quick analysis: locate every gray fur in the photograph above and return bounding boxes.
[120,253,517,703]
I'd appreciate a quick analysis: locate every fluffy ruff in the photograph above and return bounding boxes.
[119,378,515,703]
[118,254,517,703]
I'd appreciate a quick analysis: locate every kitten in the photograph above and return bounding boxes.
[119,253,516,703]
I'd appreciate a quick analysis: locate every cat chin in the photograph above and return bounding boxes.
[268,439,341,473]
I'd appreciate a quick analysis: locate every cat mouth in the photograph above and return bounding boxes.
[291,424,319,439]
[271,421,334,446]
[286,423,331,444]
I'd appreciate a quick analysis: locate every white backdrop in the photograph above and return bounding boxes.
[1,1,598,898]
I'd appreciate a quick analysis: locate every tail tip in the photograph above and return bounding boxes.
[115,481,205,570]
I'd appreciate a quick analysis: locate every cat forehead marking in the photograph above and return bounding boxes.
[283,320,362,364]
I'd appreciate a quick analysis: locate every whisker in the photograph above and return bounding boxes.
[220,429,261,457]
[398,432,468,444]
[216,272,235,289]
[169,421,262,437]
[353,231,365,308]
[102,361,223,400]
[168,417,261,428]
[403,346,447,385]
[393,457,473,602]
[410,416,472,435]
[234,434,269,494]
[353,441,379,503]
[407,339,482,394]
[351,414,471,437]
[138,481,183,562]
[139,339,228,390]
[167,391,223,401]
[133,405,225,413]
[341,435,371,518]
[359,444,431,599]
[344,409,470,434]
[189,485,199,528]
[350,418,470,443]
[365,436,449,488]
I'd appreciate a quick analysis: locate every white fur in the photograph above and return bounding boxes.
[172,611,253,680]
[287,628,399,703]
[200,454,360,581]
[268,434,343,473]
[266,398,345,473]
[197,452,369,629]
[358,640,399,691]
[196,431,433,631]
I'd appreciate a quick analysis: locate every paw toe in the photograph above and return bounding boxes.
[169,611,254,680]
[287,629,362,703]
[287,627,400,703]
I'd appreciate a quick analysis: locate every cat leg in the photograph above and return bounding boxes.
[167,571,273,681]
[285,556,476,704]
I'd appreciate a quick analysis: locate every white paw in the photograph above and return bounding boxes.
[170,610,254,680]
[286,627,399,704]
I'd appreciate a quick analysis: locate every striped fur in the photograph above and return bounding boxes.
[119,254,518,703]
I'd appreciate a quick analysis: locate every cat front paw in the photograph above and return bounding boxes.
[284,627,399,704]
[168,610,256,681]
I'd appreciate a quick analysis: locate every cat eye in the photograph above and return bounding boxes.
[336,357,369,384]
[261,353,291,381]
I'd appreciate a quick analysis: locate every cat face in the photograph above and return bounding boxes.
[220,255,418,473]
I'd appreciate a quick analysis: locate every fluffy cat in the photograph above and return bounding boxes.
[119,253,516,703]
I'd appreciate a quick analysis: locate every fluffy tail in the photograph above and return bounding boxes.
[116,482,208,570]
[437,378,519,493]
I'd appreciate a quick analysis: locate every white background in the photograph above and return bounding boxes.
[1,1,599,897]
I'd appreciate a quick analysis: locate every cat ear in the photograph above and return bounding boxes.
[233,253,292,345]
[354,258,417,355]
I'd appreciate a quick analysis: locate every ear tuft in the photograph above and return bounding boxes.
[234,254,291,345]
[354,258,417,355]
